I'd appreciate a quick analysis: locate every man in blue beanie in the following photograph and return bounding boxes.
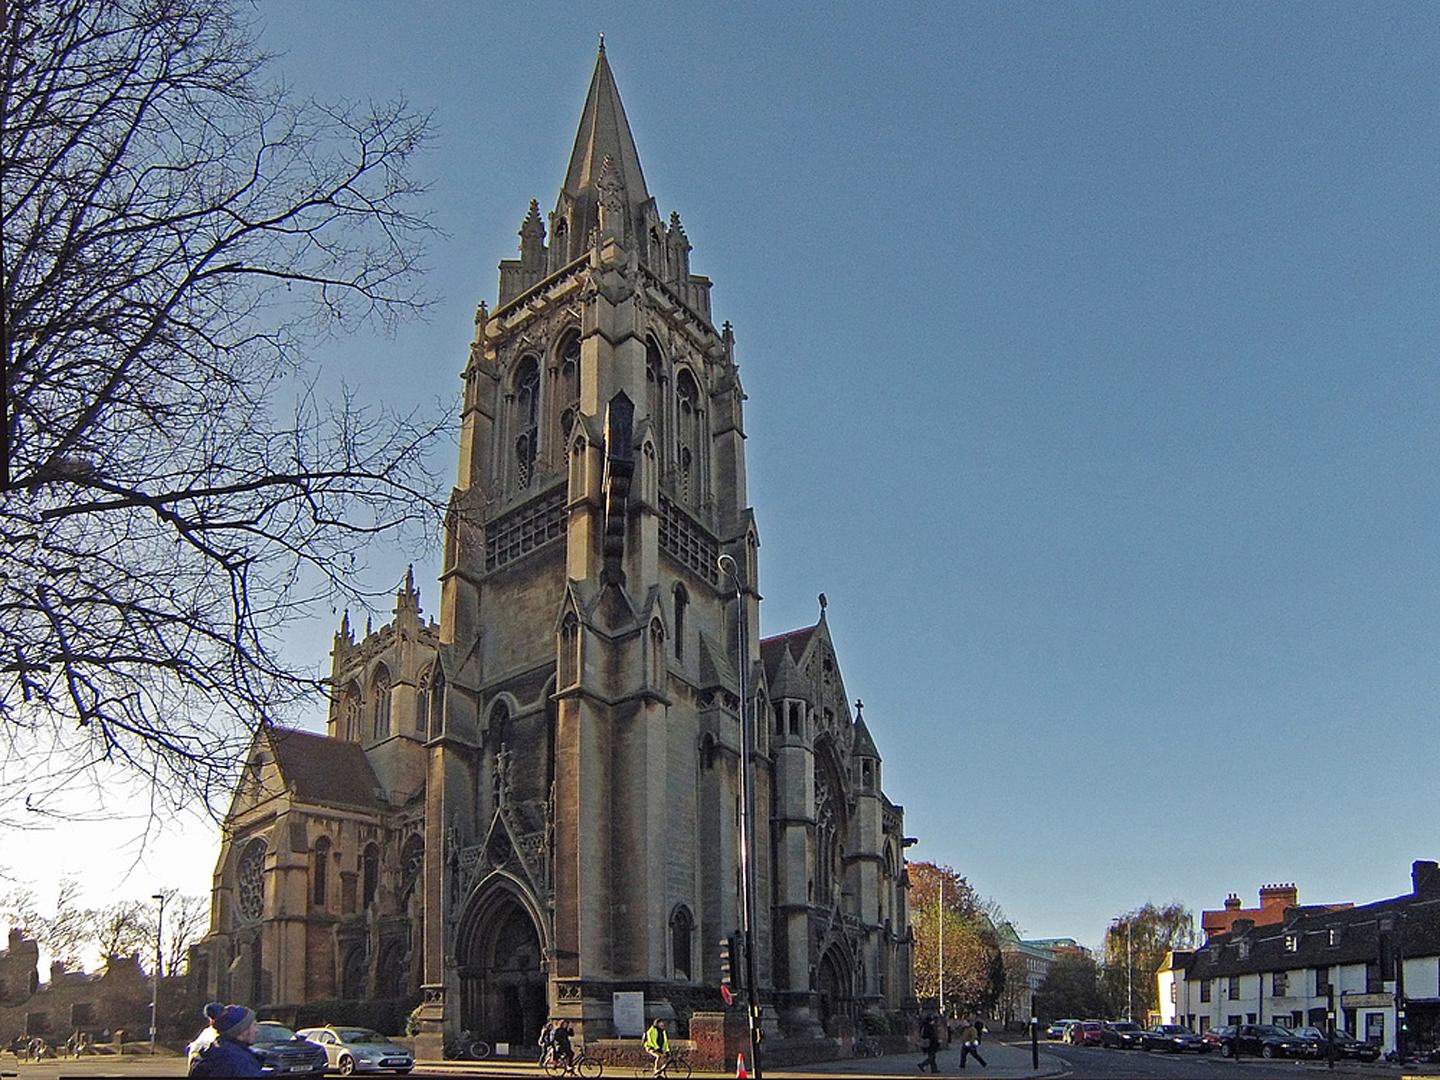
[188,1003,260,1076]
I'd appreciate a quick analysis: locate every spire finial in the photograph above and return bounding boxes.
[598,32,605,53]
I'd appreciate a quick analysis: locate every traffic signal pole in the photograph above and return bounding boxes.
[719,554,762,1079]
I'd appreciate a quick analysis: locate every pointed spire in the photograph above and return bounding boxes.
[554,42,649,258]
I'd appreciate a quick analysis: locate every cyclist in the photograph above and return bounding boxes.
[643,1017,670,1076]
[551,1018,575,1071]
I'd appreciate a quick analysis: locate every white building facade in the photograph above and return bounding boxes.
[1159,860,1440,1055]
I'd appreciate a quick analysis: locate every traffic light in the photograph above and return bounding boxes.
[720,936,734,991]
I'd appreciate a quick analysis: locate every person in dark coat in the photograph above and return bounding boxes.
[188,1004,262,1077]
[918,1013,941,1073]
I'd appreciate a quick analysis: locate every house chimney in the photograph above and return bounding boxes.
[1259,883,1298,909]
[1225,894,1241,911]
[1413,860,1440,897]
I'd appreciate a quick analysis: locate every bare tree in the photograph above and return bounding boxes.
[1,0,444,819]
[0,878,90,970]
[92,899,150,962]
[160,890,209,977]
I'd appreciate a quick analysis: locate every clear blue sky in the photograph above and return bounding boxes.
[8,1,1440,955]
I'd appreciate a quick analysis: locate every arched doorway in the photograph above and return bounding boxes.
[816,944,853,1035]
[457,883,547,1045]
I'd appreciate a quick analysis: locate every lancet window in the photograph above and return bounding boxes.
[511,356,540,491]
[312,837,331,908]
[557,332,581,443]
[675,368,701,503]
[646,337,667,460]
[371,665,391,741]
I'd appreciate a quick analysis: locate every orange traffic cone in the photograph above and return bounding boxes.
[736,1051,748,1078]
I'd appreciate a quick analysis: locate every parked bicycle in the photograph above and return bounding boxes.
[633,1050,690,1079]
[445,1030,492,1060]
[853,1034,882,1057]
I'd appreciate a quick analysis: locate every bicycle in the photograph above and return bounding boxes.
[634,1050,691,1079]
[853,1034,882,1057]
[544,1047,604,1078]
[445,1031,492,1060]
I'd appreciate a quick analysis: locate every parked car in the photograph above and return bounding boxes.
[188,1020,328,1076]
[1201,1025,1236,1052]
[1047,1019,1080,1040]
[1138,1024,1209,1053]
[1069,1020,1105,1046]
[1289,1026,1381,1062]
[1099,1021,1145,1048]
[1215,1023,1320,1059]
[297,1025,416,1075]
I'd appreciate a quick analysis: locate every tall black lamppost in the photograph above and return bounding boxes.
[150,892,166,1054]
[718,553,762,1079]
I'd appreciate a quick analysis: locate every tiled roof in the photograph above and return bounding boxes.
[266,727,382,811]
[1182,888,1440,979]
[760,625,816,684]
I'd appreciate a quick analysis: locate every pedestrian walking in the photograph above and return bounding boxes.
[957,1021,987,1070]
[918,1013,941,1073]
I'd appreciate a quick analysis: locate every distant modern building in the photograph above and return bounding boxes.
[1024,938,1091,962]
[1201,884,1352,941]
[1159,860,1440,1055]
[996,924,1056,1021]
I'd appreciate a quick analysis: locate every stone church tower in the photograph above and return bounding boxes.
[198,44,912,1057]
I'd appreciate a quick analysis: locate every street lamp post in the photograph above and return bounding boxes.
[718,553,762,1080]
[937,877,945,1017]
[150,892,166,1055]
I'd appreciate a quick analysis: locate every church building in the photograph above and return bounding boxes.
[196,44,913,1053]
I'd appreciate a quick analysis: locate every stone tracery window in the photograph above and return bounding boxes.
[512,356,540,491]
[814,763,841,904]
[675,368,701,503]
[237,838,266,922]
[646,337,666,460]
[342,683,361,742]
[371,666,391,740]
[557,333,581,442]
[415,666,431,734]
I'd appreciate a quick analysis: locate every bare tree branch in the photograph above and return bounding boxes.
[1,0,445,820]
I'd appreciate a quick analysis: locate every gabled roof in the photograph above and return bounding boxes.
[697,632,738,693]
[760,625,817,684]
[1182,886,1440,979]
[266,727,382,812]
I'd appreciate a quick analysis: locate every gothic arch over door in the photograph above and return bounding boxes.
[816,943,855,1035]
[456,880,547,1046]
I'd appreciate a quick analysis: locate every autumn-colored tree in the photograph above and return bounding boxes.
[1102,902,1196,1023]
[910,861,1005,1016]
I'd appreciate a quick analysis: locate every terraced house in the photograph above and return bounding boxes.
[1159,860,1440,1055]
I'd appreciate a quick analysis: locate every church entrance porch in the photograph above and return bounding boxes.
[457,883,547,1048]
[816,944,857,1036]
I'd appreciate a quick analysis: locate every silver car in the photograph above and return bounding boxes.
[296,1026,415,1075]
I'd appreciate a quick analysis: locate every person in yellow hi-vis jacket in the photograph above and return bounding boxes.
[643,1017,670,1076]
